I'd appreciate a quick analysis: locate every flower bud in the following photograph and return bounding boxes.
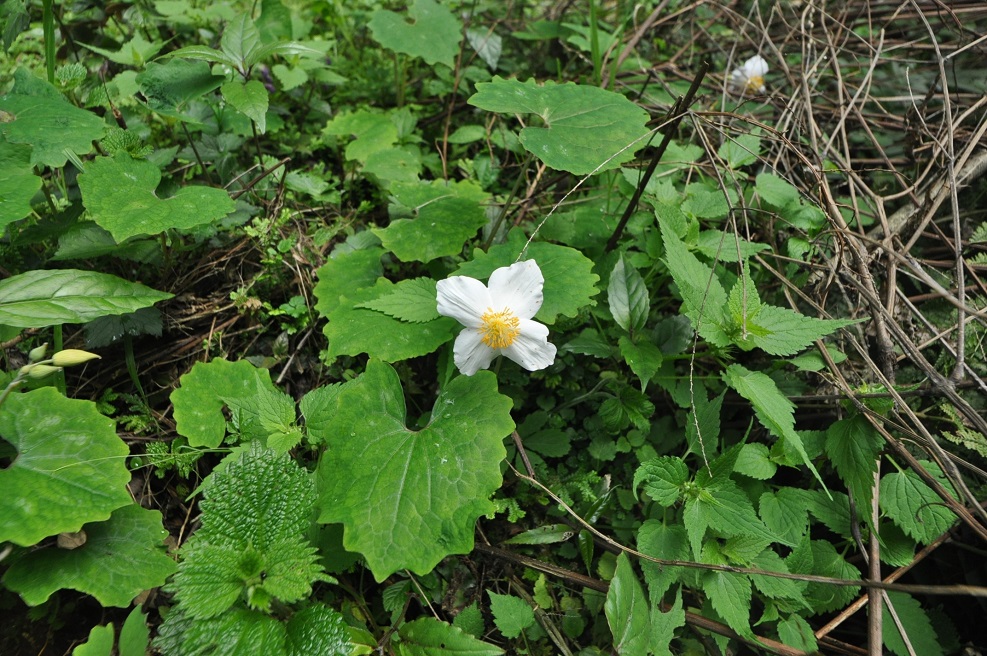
[28,343,48,363]
[24,364,62,379]
[51,349,101,367]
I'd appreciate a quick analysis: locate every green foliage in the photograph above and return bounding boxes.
[0,138,40,229]
[488,592,535,638]
[368,0,462,68]
[605,553,650,655]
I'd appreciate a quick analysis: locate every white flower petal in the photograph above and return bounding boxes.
[743,55,769,77]
[487,260,544,320]
[436,276,491,328]
[503,319,556,372]
[453,328,497,376]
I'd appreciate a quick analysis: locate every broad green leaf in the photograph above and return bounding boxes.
[316,361,513,580]
[312,247,384,317]
[368,0,462,68]
[633,456,687,506]
[0,72,105,167]
[374,180,490,263]
[0,138,41,228]
[364,146,422,183]
[638,522,689,603]
[748,549,807,606]
[702,569,754,639]
[222,80,269,133]
[800,489,854,539]
[717,132,761,168]
[880,463,957,544]
[80,34,163,66]
[299,383,342,446]
[453,603,484,638]
[618,337,663,390]
[778,614,818,652]
[608,255,649,333]
[658,218,729,343]
[735,303,857,356]
[223,384,299,452]
[219,14,262,73]
[684,384,722,458]
[488,592,535,639]
[882,592,943,656]
[3,504,176,607]
[170,358,278,448]
[722,364,825,487]
[163,45,237,69]
[285,604,351,656]
[734,443,776,480]
[502,524,575,545]
[755,172,801,208]
[356,277,440,323]
[683,481,778,558]
[73,624,114,656]
[79,154,235,242]
[649,587,685,656]
[469,76,650,175]
[323,111,398,163]
[794,539,861,614]
[605,553,650,656]
[119,607,151,656]
[0,388,131,546]
[786,343,847,372]
[135,59,226,120]
[456,228,599,323]
[680,182,732,220]
[825,415,883,514]
[182,607,287,656]
[759,488,808,546]
[694,229,769,262]
[397,617,504,656]
[324,278,457,361]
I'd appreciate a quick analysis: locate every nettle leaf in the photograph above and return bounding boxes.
[299,384,342,446]
[222,80,269,133]
[734,443,776,480]
[0,388,131,546]
[748,549,807,606]
[3,504,176,607]
[79,154,235,242]
[223,384,299,453]
[368,0,462,68]
[397,617,504,656]
[778,613,818,652]
[650,587,685,656]
[456,229,599,324]
[0,269,172,328]
[605,553,651,656]
[135,59,226,121]
[659,219,729,344]
[468,76,650,175]
[722,364,825,487]
[759,488,808,546]
[717,131,761,168]
[608,255,649,333]
[184,607,287,656]
[81,34,164,66]
[488,592,535,639]
[316,361,513,580]
[755,172,801,208]
[825,415,883,513]
[285,604,351,656]
[374,180,491,263]
[312,247,384,317]
[694,229,769,262]
[324,278,457,361]
[0,72,105,167]
[882,592,944,656]
[735,303,857,356]
[171,358,279,448]
[120,607,151,656]
[638,522,689,603]
[703,570,754,639]
[618,337,663,390]
[633,456,687,506]
[356,278,441,323]
[683,481,778,558]
[880,462,957,544]
[0,138,41,229]
[794,539,861,614]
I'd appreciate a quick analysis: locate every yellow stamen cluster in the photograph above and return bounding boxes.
[479,308,521,349]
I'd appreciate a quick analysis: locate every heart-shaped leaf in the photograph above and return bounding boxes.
[368,0,462,68]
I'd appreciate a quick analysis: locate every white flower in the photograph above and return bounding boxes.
[730,55,769,95]
[436,260,557,376]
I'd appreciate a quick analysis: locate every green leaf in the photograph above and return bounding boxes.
[469,76,650,175]
[702,570,754,639]
[722,364,825,487]
[794,539,861,614]
[638,522,689,602]
[163,45,237,69]
[488,592,535,639]
[736,303,857,356]
[3,504,176,607]
[734,443,776,480]
[285,604,351,656]
[80,34,163,66]
[605,553,650,656]
[73,624,114,656]
[717,132,761,168]
[882,592,943,656]
[324,279,457,362]
[633,456,687,506]
[880,463,957,544]
[313,247,384,317]
[170,358,279,448]
[684,384,722,457]
[502,524,575,545]
[135,59,226,120]
[119,607,151,656]
[0,388,131,546]
[397,617,504,656]
[608,255,649,333]
[374,180,491,263]
[316,361,513,581]
[453,602,485,638]
[684,481,779,558]
[219,14,262,72]
[649,587,685,656]
[618,337,663,390]
[659,218,728,343]
[323,111,398,163]
[368,0,462,68]
[778,614,818,652]
[0,138,41,229]
[455,228,599,324]
[759,488,808,546]
[800,489,854,539]
[826,415,883,513]
[356,278,441,323]
[0,74,105,167]
[755,172,801,208]
[79,154,234,242]
[222,80,269,133]
[748,549,807,606]
[694,229,769,262]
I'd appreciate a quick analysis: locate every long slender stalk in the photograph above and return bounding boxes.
[42,0,55,83]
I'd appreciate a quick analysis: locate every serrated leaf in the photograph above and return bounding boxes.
[455,228,599,324]
[0,78,105,167]
[880,464,957,544]
[737,304,857,356]
[316,361,513,580]
[684,481,779,558]
[605,553,650,656]
[181,607,287,656]
[374,180,490,263]
[649,587,685,656]
[299,384,342,446]
[285,604,351,656]
[755,172,801,208]
[171,358,279,448]
[502,524,575,545]
[135,59,226,120]
[638,522,689,603]
[684,384,722,458]
[608,256,649,333]
[313,247,384,316]
[79,154,234,241]
[882,592,943,656]
[703,569,754,639]
[368,0,462,68]
[0,388,131,546]
[324,278,457,361]
[826,415,883,514]
[800,489,854,539]
[633,456,687,506]
[3,504,176,607]
[468,76,650,175]
[80,34,164,66]
[0,138,41,229]
[748,549,807,606]
[488,592,535,639]
[659,218,728,343]
[222,80,268,133]
[734,443,776,480]
[717,132,760,168]
[759,488,808,546]
[778,614,818,651]
[219,14,262,72]
[0,269,172,328]
[796,540,861,614]
[618,337,663,390]
[694,229,769,262]
[397,617,504,656]
[452,603,484,638]
[722,364,825,487]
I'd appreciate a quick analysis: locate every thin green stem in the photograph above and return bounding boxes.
[42,0,55,83]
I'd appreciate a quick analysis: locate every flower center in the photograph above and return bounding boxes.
[479,308,521,349]
[747,75,764,92]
